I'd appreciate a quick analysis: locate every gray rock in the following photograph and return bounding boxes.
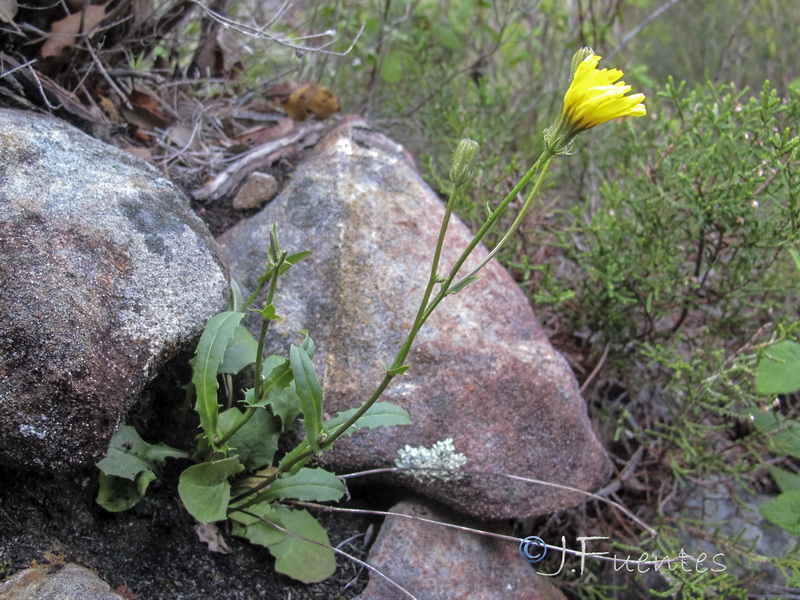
[358,499,567,600]
[669,477,796,580]
[0,563,125,600]
[218,120,609,520]
[0,108,228,473]
[232,172,279,210]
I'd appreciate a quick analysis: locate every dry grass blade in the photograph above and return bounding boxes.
[340,466,657,537]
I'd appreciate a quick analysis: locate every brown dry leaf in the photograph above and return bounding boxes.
[231,117,295,149]
[40,3,109,59]
[192,28,243,79]
[0,0,18,24]
[235,466,278,492]
[281,83,340,122]
[193,522,231,554]
[97,95,122,124]
[119,89,171,130]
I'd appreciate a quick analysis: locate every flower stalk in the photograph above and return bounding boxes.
[232,47,646,505]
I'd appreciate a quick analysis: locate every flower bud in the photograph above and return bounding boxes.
[569,47,594,83]
[449,138,480,186]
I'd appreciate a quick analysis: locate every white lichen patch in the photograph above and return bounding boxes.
[394,437,467,483]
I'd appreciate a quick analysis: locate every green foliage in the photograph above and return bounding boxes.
[760,491,800,535]
[543,79,800,344]
[192,311,247,450]
[753,339,800,536]
[230,503,337,584]
[755,340,800,395]
[96,425,188,512]
[97,227,411,583]
[178,457,244,524]
[532,79,800,599]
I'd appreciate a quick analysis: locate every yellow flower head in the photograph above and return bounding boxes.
[545,48,646,154]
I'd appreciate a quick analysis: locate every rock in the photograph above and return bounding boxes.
[358,499,567,600]
[232,172,279,210]
[0,108,228,473]
[0,563,125,600]
[218,120,609,520]
[669,477,796,579]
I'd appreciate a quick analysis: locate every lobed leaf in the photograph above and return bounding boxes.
[248,468,345,504]
[218,323,258,375]
[95,425,185,512]
[218,407,280,471]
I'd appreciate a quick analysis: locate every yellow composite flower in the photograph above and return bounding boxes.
[545,48,646,154]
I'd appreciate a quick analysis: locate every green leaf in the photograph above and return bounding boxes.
[96,425,157,480]
[257,303,281,321]
[252,468,345,504]
[380,49,405,84]
[379,360,410,376]
[760,491,800,534]
[755,340,800,395]
[96,425,186,480]
[788,248,800,273]
[231,502,284,546]
[431,23,462,51]
[447,275,481,295]
[96,471,157,512]
[749,410,800,459]
[229,277,244,312]
[289,344,323,453]
[774,422,800,459]
[219,407,279,470]
[278,439,312,475]
[230,501,336,583]
[95,425,186,512]
[178,457,244,523]
[324,402,412,438]
[146,443,190,463]
[192,311,247,449]
[299,330,316,359]
[246,356,302,429]
[278,250,313,276]
[268,385,303,431]
[264,506,336,583]
[218,323,258,375]
[768,466,800,493]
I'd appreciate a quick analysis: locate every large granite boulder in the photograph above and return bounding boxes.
[218,120,609,520]
[0,108,228,473]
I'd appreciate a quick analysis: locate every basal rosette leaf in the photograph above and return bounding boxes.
[178,456,244,523]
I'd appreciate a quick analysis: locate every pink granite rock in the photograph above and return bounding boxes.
[218,120,609,519]
[358,499,567,600]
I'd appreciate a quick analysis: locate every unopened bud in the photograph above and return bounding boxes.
[569,47,594,83]
[449,138,480,186]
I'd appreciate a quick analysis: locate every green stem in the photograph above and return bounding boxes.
[230,151,555,508]
[449,152,554,292]
[213,253,286,453]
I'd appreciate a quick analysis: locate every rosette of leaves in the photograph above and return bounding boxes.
[98,230,410,583]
